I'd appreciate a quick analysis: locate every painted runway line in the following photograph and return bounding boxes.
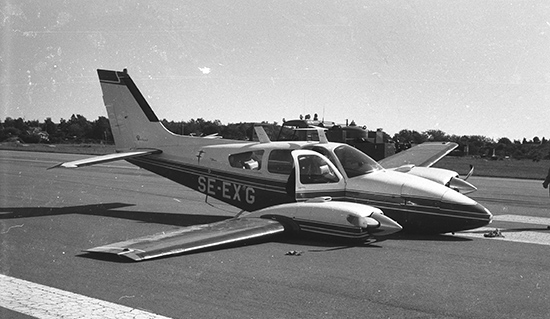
[0,274,172,319]
[458,214,550,246]
[494,214,550,225]
[459,227,550,246]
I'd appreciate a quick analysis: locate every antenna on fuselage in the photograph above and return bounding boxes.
[294,127,329,143]
[316,127,328,143]
[254,126,271,143]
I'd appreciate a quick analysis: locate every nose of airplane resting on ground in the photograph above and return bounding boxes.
[440,189,493,225]
[472,202,493,222]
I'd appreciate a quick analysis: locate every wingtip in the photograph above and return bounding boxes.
[47,163,63,170]
[83,247,144,262]
[47,162,77,170]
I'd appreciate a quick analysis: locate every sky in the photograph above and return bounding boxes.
[1,0,549,141]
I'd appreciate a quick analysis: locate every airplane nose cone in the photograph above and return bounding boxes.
[440,189,493,231]
[473,202,493,222]
[448,176,477,194]
[369,212,403,237]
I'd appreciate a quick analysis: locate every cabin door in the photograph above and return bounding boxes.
[291,150,347,201]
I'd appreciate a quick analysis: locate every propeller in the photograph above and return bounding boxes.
[447,165,476,194]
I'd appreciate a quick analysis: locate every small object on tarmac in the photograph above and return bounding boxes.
[484,229,504,238]
[285,250,303,256]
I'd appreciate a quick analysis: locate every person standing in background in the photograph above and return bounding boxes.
[543,167,550,196]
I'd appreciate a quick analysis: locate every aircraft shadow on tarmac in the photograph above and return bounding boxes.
[385,232,473,242]
[0,202,230,226]
[78,234,384,264]
[0,202,474,263]
[0,202,266,263]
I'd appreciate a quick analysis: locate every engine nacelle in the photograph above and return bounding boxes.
[404,166,477,194]
[249,198,402,238]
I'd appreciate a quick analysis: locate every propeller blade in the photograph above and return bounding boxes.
[464,165,474,180]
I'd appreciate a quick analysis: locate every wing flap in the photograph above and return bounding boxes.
[85,217,285,261]
[379,142,458,168]
[48,149,161,169]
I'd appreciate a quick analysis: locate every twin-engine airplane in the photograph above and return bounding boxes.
[51,69,492,261]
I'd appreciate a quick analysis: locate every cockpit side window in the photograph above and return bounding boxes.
[267,149,294,174]
[333,145,383,177]
[228,150,264,170]
[298,154,339,184]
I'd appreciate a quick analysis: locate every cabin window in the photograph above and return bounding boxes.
[298,154,339,184]
[267,150,294,175]
[228,150,264,170]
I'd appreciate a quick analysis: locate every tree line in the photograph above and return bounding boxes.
[0,115,111,144]
[393,129,549,161]
[1,115,548,161]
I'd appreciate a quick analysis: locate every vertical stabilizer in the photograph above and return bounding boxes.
[97,69,175,150]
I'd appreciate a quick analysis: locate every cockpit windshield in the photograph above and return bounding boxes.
[333,145,383,178]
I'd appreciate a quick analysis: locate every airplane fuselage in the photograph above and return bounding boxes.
[127,140,492,234]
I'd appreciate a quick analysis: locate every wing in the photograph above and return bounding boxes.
[85,217,285,261]
[379,142,458,168]
[48,149,161,169]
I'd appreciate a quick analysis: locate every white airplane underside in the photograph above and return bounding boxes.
[51,69,492,261]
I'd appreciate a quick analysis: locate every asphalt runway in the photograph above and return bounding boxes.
[1,150,549,319]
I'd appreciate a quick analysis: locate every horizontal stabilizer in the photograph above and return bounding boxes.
[379,142,458,168]
[48,149,161,169]
[85,217,285,261]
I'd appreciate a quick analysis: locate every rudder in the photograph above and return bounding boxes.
[98,69,175,150]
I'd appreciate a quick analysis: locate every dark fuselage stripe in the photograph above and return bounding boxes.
[130,156,489,223]
[132,156,288,192]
